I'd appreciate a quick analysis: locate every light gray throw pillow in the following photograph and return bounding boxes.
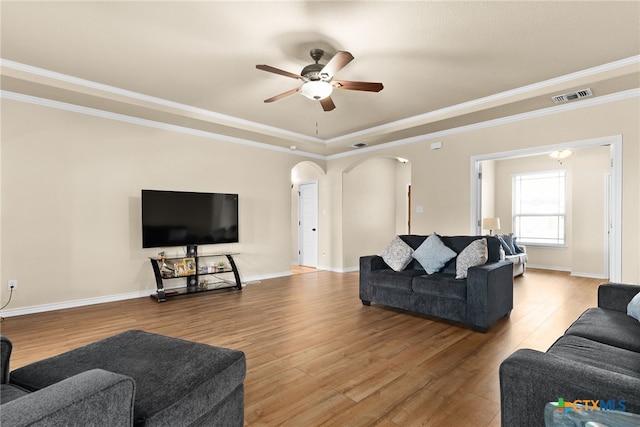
[380,236,414,271]
[456,238,488,279]
[412,233,457,274]
[628,292,640,323]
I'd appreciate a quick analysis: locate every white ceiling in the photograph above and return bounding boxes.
[1,1,639,157]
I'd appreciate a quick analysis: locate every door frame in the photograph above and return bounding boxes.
[470,135,622,282]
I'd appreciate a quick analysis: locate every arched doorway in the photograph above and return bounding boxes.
[291,161,325,271]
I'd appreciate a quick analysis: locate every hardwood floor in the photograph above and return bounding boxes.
[0,269,603,426]
[291,265,318,275]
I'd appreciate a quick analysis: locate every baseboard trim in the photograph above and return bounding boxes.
[0,290,153,318]
[317,265,359,273]
[0,271,293,318]
[527,264,571,272]
[527,264,607,279]
[570,272,608,279]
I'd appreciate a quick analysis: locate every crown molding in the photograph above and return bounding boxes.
[2,55,638,148]
[0,90,326,160]
[2,86,637,162]
[326,88,640,160]
[0,58,325,145]
[324,55,640,145]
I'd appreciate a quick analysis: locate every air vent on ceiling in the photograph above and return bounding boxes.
[351,142,368,148]
[551,88,593,104]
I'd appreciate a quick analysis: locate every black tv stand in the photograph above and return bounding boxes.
[186,245,198,257]
[149,250,242,302]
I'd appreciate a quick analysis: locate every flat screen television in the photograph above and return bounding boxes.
[142,190,238,250]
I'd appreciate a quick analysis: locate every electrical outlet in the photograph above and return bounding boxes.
[8,280,17,291]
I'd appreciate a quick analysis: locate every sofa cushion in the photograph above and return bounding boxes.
[627,292,640,323]
[547,335,640,380]
[412,274,467,300]
[380,236,414,271]
[398,234,428,250]
[440,235,501,263]
[505,253,527,265]
[1,383,30,404]
[564,308,640,353]
[9,330,246,427]
[368,269,424,291]
[412,233,457,274]
[455,238,488,279]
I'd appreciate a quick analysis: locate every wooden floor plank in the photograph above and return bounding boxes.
[0,268,603,426]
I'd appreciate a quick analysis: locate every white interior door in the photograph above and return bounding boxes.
[298,182,318,267]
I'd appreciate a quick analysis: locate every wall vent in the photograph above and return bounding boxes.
[351,142,368,148]
[551,88,593,104]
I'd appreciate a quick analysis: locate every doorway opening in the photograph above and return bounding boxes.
[297,181,318,269]
[291,161,324,274]
[471,135,622,282]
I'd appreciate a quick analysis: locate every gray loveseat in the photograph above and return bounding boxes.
[504,245,527,277]
[496,233,527,277]
[359,235,514,332]
[499,283,640,426]
[1,330,246,427]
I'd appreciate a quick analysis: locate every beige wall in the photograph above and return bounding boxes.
[395,161,411,235]
[2,94,639,314]
[326,97,638,283]
[0,99,323,312]
[480,160,496,224]
[572,146,611,276]
[343,157,397,268]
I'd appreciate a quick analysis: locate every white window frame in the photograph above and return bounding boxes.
[512,170,566,247]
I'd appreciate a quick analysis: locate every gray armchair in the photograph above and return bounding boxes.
[1,330,246,426]
[1,336,135,427]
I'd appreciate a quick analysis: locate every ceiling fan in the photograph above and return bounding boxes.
[256,48,383,111]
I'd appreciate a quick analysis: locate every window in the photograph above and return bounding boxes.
[513,171,566,246]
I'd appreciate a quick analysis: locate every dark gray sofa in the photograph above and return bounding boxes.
[1,330,246,427]
[359,235,514,332]
[499,283,640,426]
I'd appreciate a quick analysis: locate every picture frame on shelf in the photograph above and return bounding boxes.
[173,261,186,277]
[183,257,196,275]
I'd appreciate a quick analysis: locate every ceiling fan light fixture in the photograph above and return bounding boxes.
[300,80,333,100]
[549,149,573,159]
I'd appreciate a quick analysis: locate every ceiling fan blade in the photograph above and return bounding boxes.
[263,87,300,103]
[320,51,354,79]
[319,96,336,111]
[333,80,384,92]
[256,64,302,80]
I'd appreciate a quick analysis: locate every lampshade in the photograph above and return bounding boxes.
[482,218,501,233]
[549,149,573,159]
[300,81,333,100]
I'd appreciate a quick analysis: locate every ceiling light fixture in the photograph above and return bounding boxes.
[300,81,333,100]
[549,149,573,160]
